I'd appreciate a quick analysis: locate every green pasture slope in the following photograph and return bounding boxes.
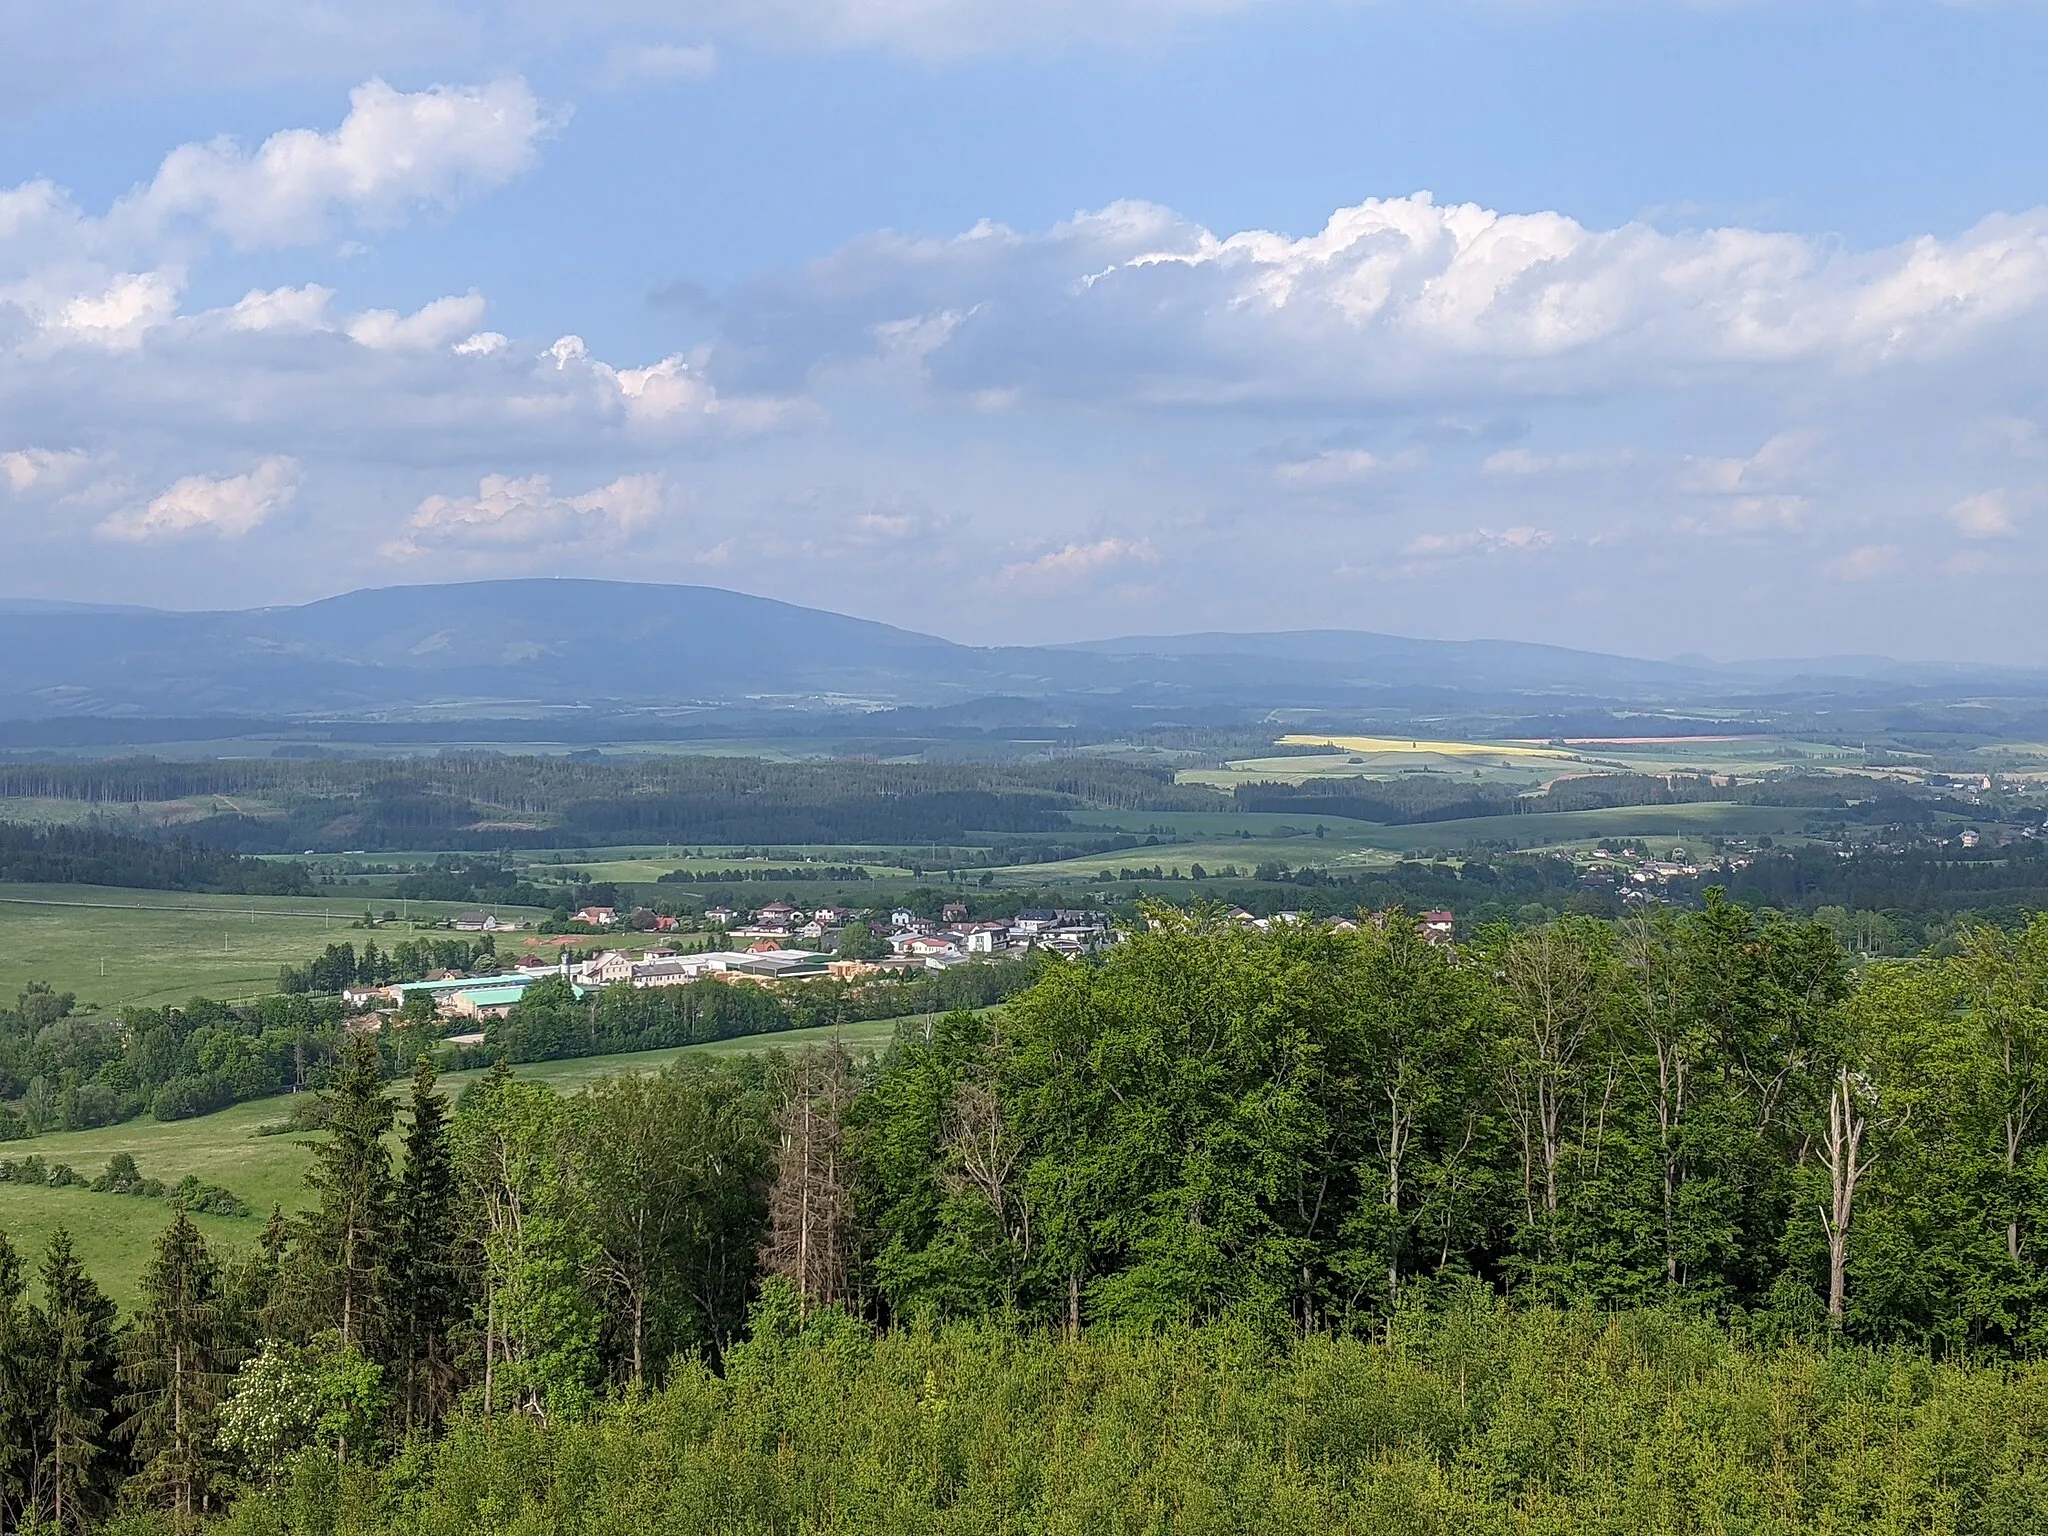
[0,1015,903,1309]
[1006,803,1825,882]
[0,883,549,1006]
[1326,801,1826,855]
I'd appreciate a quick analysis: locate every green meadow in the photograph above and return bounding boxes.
[0,883,549,1007]
[0,1015,902,1309]
[1324,800,1830,854]
[998,802,1830,882]
[1179,733,1867,790]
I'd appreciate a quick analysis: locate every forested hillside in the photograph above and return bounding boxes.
[4,897,2048,1532]
[0,756,1214,851]
[0,823,310,894]
[1687,837,2048,920]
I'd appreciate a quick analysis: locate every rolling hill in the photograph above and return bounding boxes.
[0,580,2040,720]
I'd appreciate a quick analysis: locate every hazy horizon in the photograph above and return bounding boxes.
[5,2,2046,661]
[0,576,2030,674]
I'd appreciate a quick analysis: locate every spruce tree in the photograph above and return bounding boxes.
[34,1229,122,1533]
[120,1212,236,1518]
[390,1056,460,1429]
[0,1227,33,1532]
[304,1030,396,1352]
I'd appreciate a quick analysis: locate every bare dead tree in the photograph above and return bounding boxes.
[1497,923,1609,1226]
[761,1046,854,1318]
[1816,1064,1906,1327]
[1620,916,1695,1288]
[942,1073,1031,1290]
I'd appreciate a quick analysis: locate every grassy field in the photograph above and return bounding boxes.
[1180,733,1867,790]
[1333,801,1825,854]
[0,885,550,1007]
[0,1015,904,1309]
[993,802,1831,882]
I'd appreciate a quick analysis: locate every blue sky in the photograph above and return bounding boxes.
[3,2,2047,660]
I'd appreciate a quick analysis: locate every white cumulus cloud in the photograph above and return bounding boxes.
[45,272,182,349]
[224,284,336,333]
[348,292,489,350]
[727,194,2048,406]
[543,336,796,431]
[0,447,90,494]
[1949,489,2018,539]
[1679,430,1824,495]
[127,78,549,249]
[390,471,666,556]
[97,457,298,541]
[998,537,1157,587]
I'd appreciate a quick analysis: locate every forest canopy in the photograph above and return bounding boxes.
[6,895,2048,1533]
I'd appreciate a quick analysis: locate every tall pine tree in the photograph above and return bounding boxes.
[120,1212,237,1518]
[33,1229,123,1533]
[390,1056,461,1430]
[303,1030,396,1353]
[0,1227,33,1532]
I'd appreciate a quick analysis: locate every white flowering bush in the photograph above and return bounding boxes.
[219,1329,390,1476]
[217,1339,321,1477]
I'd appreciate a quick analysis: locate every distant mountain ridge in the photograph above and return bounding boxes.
[1059,630,1711,693]
[0,579,2037,720]
[1068,629,2048,694]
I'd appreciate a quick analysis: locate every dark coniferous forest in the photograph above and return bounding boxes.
[0,824,310,895]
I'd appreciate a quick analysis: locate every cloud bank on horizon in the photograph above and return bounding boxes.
[2,2,2046,661]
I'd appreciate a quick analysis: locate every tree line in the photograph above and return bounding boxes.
[480,960,1044,1064]
[275,936,497,996]
[0,756,1215,853]
[0,823,310,896]
[0,946,1036,1144]
[1686,836,2048,925]
[0,990,346,1138]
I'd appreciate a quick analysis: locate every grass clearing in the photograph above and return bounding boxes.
[0,1014,906,1308]
[0,884,548,1007]
[1181,733,1869,790]
[999,803,1827,880]
[1180,754,1554,790]
[1333,802,1824,853]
